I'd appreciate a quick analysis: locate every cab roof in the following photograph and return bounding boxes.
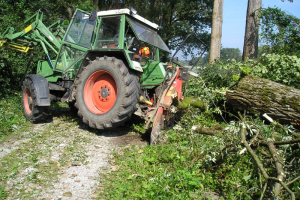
[97,8,160,30]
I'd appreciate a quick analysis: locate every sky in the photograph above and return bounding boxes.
[222,0,300,51]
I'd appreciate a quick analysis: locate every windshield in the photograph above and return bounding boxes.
[126,17,170,53]
[65,11,96,48]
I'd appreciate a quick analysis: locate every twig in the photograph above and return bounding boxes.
[191,126,221,135]
[289,157,296,166]
[287,176,300,186]
[228,82,238,90]
[259,138,300,146]
[268,177,295,200]
[259,182,268,200]
[267,141,285,196]
[238,112,269,179]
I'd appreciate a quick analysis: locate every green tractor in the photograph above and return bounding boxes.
[0,8,196,144]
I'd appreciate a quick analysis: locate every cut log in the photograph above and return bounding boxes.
[226,76,300,125]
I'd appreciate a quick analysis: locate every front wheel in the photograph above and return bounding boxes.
[75,56,140,129]
[22,78,49,122]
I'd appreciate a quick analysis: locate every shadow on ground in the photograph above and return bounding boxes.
[46,103,150,147]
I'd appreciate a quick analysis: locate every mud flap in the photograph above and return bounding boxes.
[150,107,164,145]
[26,74,50,106]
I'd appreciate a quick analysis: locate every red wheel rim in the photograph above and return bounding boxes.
[24,89,33,114]
[84,70,117,114]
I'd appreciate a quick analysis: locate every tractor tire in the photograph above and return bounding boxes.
[74,56,140,129]
[22,78,49,122]
[68,101,78,114]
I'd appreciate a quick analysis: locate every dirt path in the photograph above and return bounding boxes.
[41,133,114,199]
[0,115,147,200]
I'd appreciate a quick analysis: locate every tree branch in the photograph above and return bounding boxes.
[259,182,267,200]
[267,141,285,196]
[287,176,300,186]
[191,126,221,135]
[238,112,295,200]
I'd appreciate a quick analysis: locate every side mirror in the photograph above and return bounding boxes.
[89,10,97,21]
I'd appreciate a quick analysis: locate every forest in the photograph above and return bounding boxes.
[1,0,300,199]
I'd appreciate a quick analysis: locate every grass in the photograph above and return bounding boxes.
[98,108,232,199]
[0,94,92,199]
[0,92,32,142]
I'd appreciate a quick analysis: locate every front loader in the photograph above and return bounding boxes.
[0,8,203,145]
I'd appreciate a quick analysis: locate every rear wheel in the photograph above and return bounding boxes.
[22,78,49,122]
[75,56,140,129]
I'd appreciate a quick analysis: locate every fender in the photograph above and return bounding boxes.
[82,50,141,73]
[26,74,50,106]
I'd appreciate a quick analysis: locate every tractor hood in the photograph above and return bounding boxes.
[126,17,171,53]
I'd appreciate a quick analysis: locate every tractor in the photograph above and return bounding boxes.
[0,8,200,145]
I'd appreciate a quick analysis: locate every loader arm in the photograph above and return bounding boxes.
[0,9,63,65]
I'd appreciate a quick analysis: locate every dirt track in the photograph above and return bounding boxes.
[0,112,148,199]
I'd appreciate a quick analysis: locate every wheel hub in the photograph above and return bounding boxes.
[84,70,117,114]
[100,87,109,98]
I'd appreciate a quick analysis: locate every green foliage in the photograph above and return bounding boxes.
[196,59,251,88]
[220,48,242,62]
[252,53,300,89]
[260,7,300,56]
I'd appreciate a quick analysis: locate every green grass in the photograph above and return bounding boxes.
[0,92,32,142]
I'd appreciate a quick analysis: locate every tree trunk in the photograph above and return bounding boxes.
[226,76,300,125]
[242,0,262,61]
[209,0,223,63]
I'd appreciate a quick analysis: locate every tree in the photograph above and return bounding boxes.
[209,0,223,63]
[242,0,261,61]
[220,48,242,62]
[259,7,300,56]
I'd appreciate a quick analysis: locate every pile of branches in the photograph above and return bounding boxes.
[238,112,299,199]
[193,111,300,199]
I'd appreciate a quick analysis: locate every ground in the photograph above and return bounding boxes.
[0,108,148,200]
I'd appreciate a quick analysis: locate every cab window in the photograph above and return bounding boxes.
[65,11,96,48]
[124,21,157,65]
[95,17,121,49]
